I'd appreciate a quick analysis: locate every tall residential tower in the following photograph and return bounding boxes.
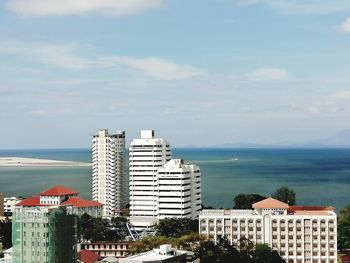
[92,129,125,216]
[129,130,171,218]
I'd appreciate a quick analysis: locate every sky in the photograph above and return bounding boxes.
[1,0,350,148]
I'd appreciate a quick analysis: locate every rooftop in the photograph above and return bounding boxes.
[252,197,289,209]
[40,185,80,196]
[61,197,103,208]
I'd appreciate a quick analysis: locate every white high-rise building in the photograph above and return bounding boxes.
[129,130,171,218]
[92,129,125,216]
[129,130,202,227]
[158,159,202,220]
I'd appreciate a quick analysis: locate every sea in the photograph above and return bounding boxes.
[0,148,349,211]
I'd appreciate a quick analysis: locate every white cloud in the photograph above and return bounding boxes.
[106,57,206,80]
[7,0,164,16]
[0,42,205,80]
[237,0,350,15]
[340,17,350,33]
[246,67,288,80]
[0,42,94,69]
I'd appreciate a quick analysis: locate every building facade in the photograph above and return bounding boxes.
[4,197,23,214]
[129,130,171,218]
[199,198,337,263]
[157,159,202,220]
[12,186,103,263]
[129,130,202,225]
[80,241,132,258]
[92,129,126,217]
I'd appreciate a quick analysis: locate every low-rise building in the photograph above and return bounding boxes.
[80,241,132,258]
[4,197,24,214]
[119,244,187,263]
[199,197,337,263]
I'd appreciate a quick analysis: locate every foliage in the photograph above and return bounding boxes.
[233,194,266,209]
[271,187,296,205]
[338,204,350,251]
[80,213,129,242]
[129,233,206,254]
[0,218,12,249]
[194,237,286,263]
[155,218,198,237]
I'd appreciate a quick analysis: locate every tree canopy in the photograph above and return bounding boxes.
[271,187,296,205]
[233,194,266,209]
[155,218,198,237]
[194,237,286,263]
[0,218,12,249]
[338,204,350,251]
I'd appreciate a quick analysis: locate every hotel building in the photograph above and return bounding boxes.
[129,130,202,227]
[129,130,171,218]
[158,159,202,220]
[199,198,337,263]
[12,186,103,263]
[92,129,126,217]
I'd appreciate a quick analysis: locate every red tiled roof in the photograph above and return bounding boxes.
[40,185,80,196]
[16,196,47,207]
[341,254,350,261]
[79,249,100,263]
[61,197,103,208]
[252,197,289,209]
[288,206,335,212]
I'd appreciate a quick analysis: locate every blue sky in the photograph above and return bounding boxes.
[1,0,350,148]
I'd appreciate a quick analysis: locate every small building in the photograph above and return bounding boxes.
[78,249,101,263]
[80,241,132,258]
[119,244,187,263]
[4,197,23,215]
[0,193,4,217]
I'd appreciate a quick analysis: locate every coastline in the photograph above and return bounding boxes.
[0,157,91,167]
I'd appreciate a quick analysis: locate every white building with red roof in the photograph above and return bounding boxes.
[199,197,337,263]
[12,186,103,263]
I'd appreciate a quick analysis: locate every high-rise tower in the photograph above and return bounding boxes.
[92,129,125,216]
[129,130,171,218]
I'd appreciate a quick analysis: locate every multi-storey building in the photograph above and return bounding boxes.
[4,196,23,215]
[199,197,337,263]
[129,130,171,218]
[12,185,103,263]
[92,129,126,217]
[129,130,202,228]
[158,159,201,220]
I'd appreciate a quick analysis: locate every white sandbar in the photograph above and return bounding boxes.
[0,157,91,167]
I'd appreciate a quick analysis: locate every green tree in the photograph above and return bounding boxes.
[155,218,198,237]
[271,187,296,205]
[338,204,350,251]
[194,240,220,263]
[0,218,12,249]
[233,194,266,209]
[253,243,285,263]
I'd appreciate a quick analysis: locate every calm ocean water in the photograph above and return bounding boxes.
[0,148,349,211]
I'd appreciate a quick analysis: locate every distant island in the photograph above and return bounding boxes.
[0,157,91,167]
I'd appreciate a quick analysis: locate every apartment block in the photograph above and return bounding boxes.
[199,198,337,263]
[12,186,103,263]
[92,129,126,217]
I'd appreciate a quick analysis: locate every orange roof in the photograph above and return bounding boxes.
[79,249,100,263]
[16,196,46,207]
[61,197,103,208]
[40,185,80,196]
[252,197,289,209]
[341,254,350,261]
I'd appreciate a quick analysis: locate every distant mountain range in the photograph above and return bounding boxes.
[184,130,350,148]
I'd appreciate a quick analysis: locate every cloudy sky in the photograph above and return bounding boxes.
[1,0,350,148]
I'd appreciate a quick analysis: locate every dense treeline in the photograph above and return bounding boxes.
[195,237,286,263]
[0,218,12,250]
